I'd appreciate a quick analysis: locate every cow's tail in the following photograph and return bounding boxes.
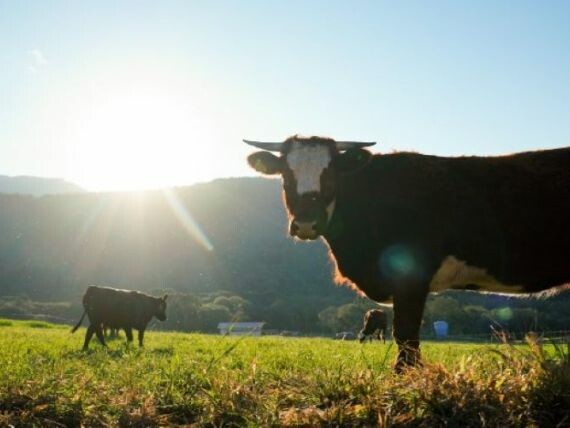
[71,309,87,333]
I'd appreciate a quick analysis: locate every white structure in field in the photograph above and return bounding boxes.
[217,322,265,336]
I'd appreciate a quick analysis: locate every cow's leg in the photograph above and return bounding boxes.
[95,324,107,347]
[124,327,134,344]
[381,329,386,344]
[393,289,427,372]
[138,329,145,347]
[83,324,95,350]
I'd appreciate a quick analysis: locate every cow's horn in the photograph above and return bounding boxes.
[243,140,284,152]
[335,141,377,151]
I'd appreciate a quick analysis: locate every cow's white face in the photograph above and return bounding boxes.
[282,141,337,239]
[286,142,332,194]
[247,137,372,240]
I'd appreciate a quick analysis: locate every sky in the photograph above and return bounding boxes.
[1,1,569,191]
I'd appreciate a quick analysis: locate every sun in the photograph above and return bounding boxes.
[67,80,219,191]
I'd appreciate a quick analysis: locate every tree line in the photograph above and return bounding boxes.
[1,288,568,338]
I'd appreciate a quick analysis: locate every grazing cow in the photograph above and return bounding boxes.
[245,135,570,371]
[71,285,167,350]
[359,309,387,343]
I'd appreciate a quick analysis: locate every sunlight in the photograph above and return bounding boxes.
[67,79,223,191]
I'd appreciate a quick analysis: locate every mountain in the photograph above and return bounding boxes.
[0,177,354,314]
[0,175,84,196]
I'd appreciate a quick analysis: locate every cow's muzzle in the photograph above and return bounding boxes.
[290,219,319,240]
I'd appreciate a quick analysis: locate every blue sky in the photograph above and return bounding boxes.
[1,1,569,190]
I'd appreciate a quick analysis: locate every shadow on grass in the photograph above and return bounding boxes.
[157,403,200,425]
[0,394,83,427]
[65,343,176,361]
[63,344,143,360]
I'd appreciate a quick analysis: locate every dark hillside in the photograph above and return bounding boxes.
[0,178,353,321]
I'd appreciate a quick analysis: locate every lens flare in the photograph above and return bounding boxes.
[162,189,214,252]
[496,307,513,321]
[379,245,416,279]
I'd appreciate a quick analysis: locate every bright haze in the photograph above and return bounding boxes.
[1,1,569,192]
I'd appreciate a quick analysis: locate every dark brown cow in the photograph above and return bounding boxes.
[245,135,570,371]
[359,309,387,343]
[71,285,167,350]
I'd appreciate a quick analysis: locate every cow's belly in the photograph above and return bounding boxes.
[429,255,524,293]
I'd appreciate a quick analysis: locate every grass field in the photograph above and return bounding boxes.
[0,319,568,427]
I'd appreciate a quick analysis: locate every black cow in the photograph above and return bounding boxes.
[359,309,387,343]
[245,135,570,371]
[71,285,167,350]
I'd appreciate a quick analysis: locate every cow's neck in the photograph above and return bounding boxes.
[323,187,380,292]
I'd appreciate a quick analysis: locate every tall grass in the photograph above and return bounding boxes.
[0,319,568,426]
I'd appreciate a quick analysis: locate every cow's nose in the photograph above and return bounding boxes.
[290,220,318,240]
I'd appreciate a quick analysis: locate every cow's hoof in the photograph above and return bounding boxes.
[394,358,423,373]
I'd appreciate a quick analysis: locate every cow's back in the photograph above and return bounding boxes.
[83,286,146,327]
[365,309,387,330]
[439,148,570,290]
[334,147,570,292]
[370,310,387,327]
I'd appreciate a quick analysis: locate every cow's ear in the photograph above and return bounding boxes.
[162,294,168,301]
[247,151,283,175]
[334,148,372,174]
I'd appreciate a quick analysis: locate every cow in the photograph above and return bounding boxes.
[359,309,388,343]
[244,135,570,371]
[71,285,167,350]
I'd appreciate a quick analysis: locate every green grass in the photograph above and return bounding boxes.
[0,319,568,426]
